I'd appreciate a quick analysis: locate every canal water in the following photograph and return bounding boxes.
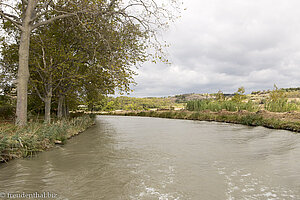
[0,116,300,200]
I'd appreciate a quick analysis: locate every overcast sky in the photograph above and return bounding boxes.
[128,0,300,97]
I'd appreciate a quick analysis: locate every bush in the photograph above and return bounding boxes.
[265,85,299,112]
[186,99,259,112]
[0,105,15,120]
[69,112,85,118]
[0,115,94,162]
[240,114,263,126]
[265,99,298,112]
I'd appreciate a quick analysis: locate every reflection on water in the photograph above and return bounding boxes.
[0,116,300,199]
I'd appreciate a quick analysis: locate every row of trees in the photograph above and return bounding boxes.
[186,87,257,112]
[0,0,180,125]
[84,96,173,111]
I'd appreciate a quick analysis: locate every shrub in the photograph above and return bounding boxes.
[0,115,94,162]
[0,105,15,120]
[240,114,263,126]
[265,85,299,112]
[186,99,258,112]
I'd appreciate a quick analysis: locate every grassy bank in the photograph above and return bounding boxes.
[0,115,95,163]
[113,110,300,133]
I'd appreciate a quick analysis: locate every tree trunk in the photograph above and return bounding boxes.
[44,89,53,124]
[16,26,31,126]
[57,95,64,119]
[44,97,52,123]
[63,98,67,118]
[15,1,37,126]
[65,103,69,118]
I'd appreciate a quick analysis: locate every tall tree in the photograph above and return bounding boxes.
[2,9,156,122]
[0,0,79,125]
[29,22,87,123]
[0,0,180,125]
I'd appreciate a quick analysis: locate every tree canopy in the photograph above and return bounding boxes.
[0,0,181,124]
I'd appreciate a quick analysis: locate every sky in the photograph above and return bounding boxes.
[128,0,300,97]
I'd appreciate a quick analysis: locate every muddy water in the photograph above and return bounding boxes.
[0,116,300,200]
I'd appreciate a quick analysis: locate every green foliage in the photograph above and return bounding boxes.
[216,90,225,101]
[174,94,190,103]
[0,105,15,120]
[0,115,94,162]
[99,96,173,111]
[186,99,259,112]
[231,87,247,105]
[240,114,264,126]
[118,110,300,133]
[265,85,299,112]
[238,101,259,112]
[0,95,15,120]
[1,1,177,121]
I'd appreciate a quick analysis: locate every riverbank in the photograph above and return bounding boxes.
[109,110,300,133]
[0,115,95,163]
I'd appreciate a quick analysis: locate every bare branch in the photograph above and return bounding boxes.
[117,11,150,31]
[32,3,66,22]
[40,42,47,70]
[31,80,45,102]
[109,0,117,8]
[53,75,64,92]
[41,0,53,10]
[0,11,19,21]
[0,11,22,30]
[1,3,21,15]
[31,13,76,30]
[121,3,144,11]
[35,58,45,73]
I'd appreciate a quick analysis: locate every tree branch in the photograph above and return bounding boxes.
[31,2,63,23]
[31,80,45,102]
[53,75,64,92]
[30,9,49,22]
[41,0,53,11]
[109,0,117,8]
[31,13,76,30]
[0,3,21,15]
[0,11,22,30]
[121,3,144,11]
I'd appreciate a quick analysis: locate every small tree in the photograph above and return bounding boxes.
[265,85,297,112]
[216,90,225,101]
[232,87,246,103]
[231,87,247,111]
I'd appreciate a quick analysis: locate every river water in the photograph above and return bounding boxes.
[1,116,300,200]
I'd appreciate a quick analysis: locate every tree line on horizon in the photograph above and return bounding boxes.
[187,86,300,113]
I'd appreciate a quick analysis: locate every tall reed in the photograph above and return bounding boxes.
[0,115,94,162]
[186,99,259,112]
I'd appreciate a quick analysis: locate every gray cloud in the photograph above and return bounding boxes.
[129,0,300,97]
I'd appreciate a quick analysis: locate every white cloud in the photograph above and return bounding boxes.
[129,0,300,97]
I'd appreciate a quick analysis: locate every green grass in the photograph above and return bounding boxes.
[0,115,95,162]
[186,99,259,112]
[122,111,300,133]
[265,99,299,112]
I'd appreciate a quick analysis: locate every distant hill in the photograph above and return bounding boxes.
[251,87,300,97]
[170,93,233,103]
